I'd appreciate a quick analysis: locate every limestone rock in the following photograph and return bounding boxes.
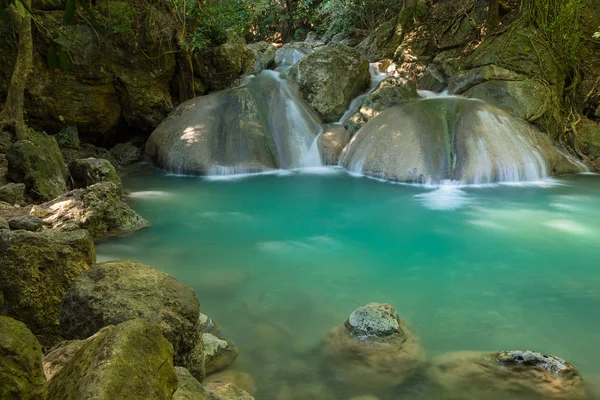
[68,158,122,191]
[202,383,254,400]
[31,181,148,239]
[204,333,238,374]
[7,132,67,202]
[7,215,43,231]
[47,319,178,400]
[60,260,200,360]
[577,117,600,165]
[173,367,206,400]
[173,367,255,400]
[177,327,205,382]
[357,20,404,62]
[199,313,222,336]
[109,142,142,165]
[322,302,426,392]
[318,124,351,165]
[429,350,588,400]
[0,316,47,400]
[343,112,368,136]
[283,43,370,122]
[247,41,277,74]
[448,65,523,95]
[0,182,26,206]
[0,229,95,344]
[205,370,256,396]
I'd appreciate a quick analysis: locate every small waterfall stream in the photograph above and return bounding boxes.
[336,63,387,124]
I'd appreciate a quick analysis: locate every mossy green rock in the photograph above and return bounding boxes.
[577,117,600,168]
[68,158,122,192]
[173,368,255,400]
[357,20,404,62]
[283,43,370,122]
[47,319,178,400]
[7,132,67,202]
[60,260,200,360]
[0,229,95,345]
[203,333,238,374]
[0,182,26,206]
[0,316,47,400]
[31,182,148,239]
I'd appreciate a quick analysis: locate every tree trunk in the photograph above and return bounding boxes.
[0,0,33,141]
[477,0,499,33]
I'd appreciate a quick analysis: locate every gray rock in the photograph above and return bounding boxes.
[7,132,67,202]
[318,124,351,165]
[0,217,9,230]
[172,367,205,400]
[282,43,371,122]
[0,316,47,400]
[109,142,142,166]
[48,320,178,400]
[69,158,122,192]
[31,181,148,239]
[346,302,402,337]
[173,367,255,400]
[247,41,277,74]
[343,112,368,136]
[60,260,200,360]
[8,215,43,231]
[447,65,522,95]
[0,229,95,345]
[204,333,238,374]
[418,64,447,92]
[0,182,26,206]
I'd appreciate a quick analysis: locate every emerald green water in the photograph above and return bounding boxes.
[97,165,600,398]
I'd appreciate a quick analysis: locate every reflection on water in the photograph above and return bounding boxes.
[100,166,600,399]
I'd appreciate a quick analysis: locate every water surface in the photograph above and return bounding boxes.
[97,166,600,398]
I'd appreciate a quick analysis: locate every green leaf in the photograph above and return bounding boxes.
[64,0,76,24]
[58,50,69,71]
[53,36,70,47]
[14,0,25,17]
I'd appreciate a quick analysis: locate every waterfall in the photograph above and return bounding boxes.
[336,63,388,124]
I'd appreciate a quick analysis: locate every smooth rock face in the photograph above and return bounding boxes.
[204,333,238,374]
[341,97,581,184]
[47,319,178,400]
[283,43,371,122]
[429,350,588,400]
[31,181,148,239]
[68,158,122,191]
[60,260,200,359]
[322,302,426,392]
[7,132,67,201]
[7,215,43,231]
[0,229,95,344]
[0,182,26,206]
[318,124,351,165]
[0,316,47,400]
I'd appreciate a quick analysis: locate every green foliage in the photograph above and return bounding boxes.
[97,2,134,36]
[317,0,404,35]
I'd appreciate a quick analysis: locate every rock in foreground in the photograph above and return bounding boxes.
[68,158,122,191]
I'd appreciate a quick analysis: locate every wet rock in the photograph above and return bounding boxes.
[205,370,256,396]
[418,64,446,92]
[178,327,205,382]
[48,319,178,400]
[0,217,8,230]
[429,350,588,400]
[318,124,350,165]
[343,112,368,136]
[357,20,404,62]
[0,182,26,206]
[448,65,523,95]
[8,215,42,231]
[204,333,238,374]
[174,367,255,400]
[60,260,200,361]
[322,302,426,392]
[199,313,222,336]
[7,132,67,202]
[109,142,142,166]
[283,43,370,122]
[202,383,254,400]
[68,158,122,191]
[31,181,148,239]
[173,367,205,400]
[0,316,47,400]
[247,41,277,74]
[275,382,335,400]
[0,229,95,344]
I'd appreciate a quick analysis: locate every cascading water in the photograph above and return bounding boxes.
[337,63,387,124]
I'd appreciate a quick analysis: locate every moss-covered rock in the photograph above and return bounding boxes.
[205,370,256,396]
[0,316,47,400]
[60,260,200,361]
[47,319,178,400]
[7,132,67,202]
[247,41,277,74]
[357,20,404,62]
[31,181,148,239]
[68,158,122,192]
[577,117,600,169]
[0,229,95,345]
[0,216,9,230]
[173,367,207,400]
[109,142,142,166]
[0,182,26,205]
[283,43,370,122]
[8,215,43,231]
[203,333,238,375]
[61,142,119,168]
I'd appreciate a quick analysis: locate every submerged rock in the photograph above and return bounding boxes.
[173,367,255,400]
[283,43,371,122]
[322,302,426,392]
[0,229,95,344]
[0,316,47,400]
[68,158,122,191]
[31,181,148,239]
[340,97,581,184]
[202,383,255,400]
[205,370,256,396]
[7,132,67,202]
[60,260,200,361]
[204,333,238,374]
[429,350,588,399]
[318,124,351,165]
[47,319,178,400]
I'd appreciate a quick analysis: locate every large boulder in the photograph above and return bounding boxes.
[322,302,426,392]
[282,43,371,122]
[318,124,351,165]
[47,319,178,400]
[0,182,26,206]
[428,350,588,400]
[7,132,67,202]
[31,181,148,239]
[340,97,581,184]
[194,32,256,92]
[0,229,95,344]
[68,158,122,191]
[60,260,200,361]
[0,316,47,400]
